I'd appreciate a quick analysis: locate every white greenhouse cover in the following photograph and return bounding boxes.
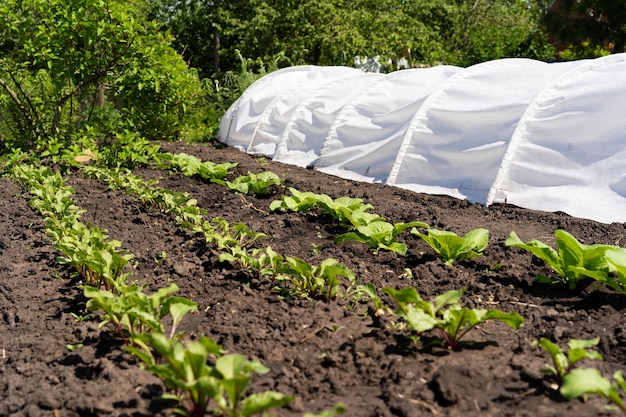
[218,54,626,224]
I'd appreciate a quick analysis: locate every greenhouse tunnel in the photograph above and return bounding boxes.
[218,53,626,224]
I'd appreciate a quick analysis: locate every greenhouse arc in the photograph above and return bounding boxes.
[219,54,626,224]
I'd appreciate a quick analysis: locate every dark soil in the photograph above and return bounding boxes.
[2,141,626,417]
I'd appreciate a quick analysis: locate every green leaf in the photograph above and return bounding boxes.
[241,391,293,417]
[147,332,176,362]
[413,227,488,265]
[194,374,222,402]
[604,249,626,294]
[215,354,251,380]
[555,230,585,273]
[434,289,463,312]
[402,304,439,333]
[162,297,198,336]
[532,338,568,378]
[384,287,420,304]
[506,231,564,276]
[381,241,408,256]
[333,231,368,245]
[482,309,524,329]
[561,368,612,398]
[459,228,489,256]
[567,337,600,351]
[614,370,626,392]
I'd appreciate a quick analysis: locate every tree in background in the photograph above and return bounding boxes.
[150,0,555,78]
[0,0,202,146]
[140,0,556,136]
[545,0,626,58]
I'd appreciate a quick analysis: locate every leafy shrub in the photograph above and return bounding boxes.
[0,0,201,146]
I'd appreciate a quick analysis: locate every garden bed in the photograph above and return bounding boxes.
[1,141,625,417]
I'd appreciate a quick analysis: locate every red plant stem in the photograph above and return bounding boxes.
[114,322,129,345]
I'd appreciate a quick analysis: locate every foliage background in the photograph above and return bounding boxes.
[0,0,623,149]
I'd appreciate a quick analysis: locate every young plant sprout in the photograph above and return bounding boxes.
[411,227,489,266]
[385,287,523,350]
[532,337,603,388]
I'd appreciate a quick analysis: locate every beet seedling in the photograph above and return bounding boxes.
[83,283,198,344]
[211,217,268,251]
[159,152,238,181]
[220,171,281,195]
[532,337,603,388]
[127,333,292,417]
[270,188,382,227]
[12,164,134,291]
[506,230,615,289]
[353,283,392,316]
[277,256,356,300]
[411,227,489,266]
[334,220,428,255]
[53,224,134,290]
[269,187,325,212]
[220,245,284,279]
[384,287,523,350]
[315,195,381,227]
[601,248,626,295]
[561,368,626,414]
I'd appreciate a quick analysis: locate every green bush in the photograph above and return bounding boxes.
[0,0,201,147]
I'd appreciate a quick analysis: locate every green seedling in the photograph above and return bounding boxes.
[561,368,626,413]
[316,196,381,227]
[255,246,285,278]
[335,221,428,255]
[221,171,281,195]
[601,248,626,295]
[277,256,356,300]
[159,152,238,180]
[270,188,382,227]
[83,283,197,344]
[384,287,523,350]
[411,227,489,266]
[353,283,389,315]
[11,165,134,292]
[506,230,615,288]
[219,245,285,279]
[154,251,168,264]
[66,343,84,351]
[532,337,602,388]
[311,243,322,256]
[223,246,272,278]
[127,333,292,417]
[84,167,272,276]
[211,217,268,251]
[401,268,414,279]
[269,187,326,213]
[70,312,90,322]
[53,225,134,291]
